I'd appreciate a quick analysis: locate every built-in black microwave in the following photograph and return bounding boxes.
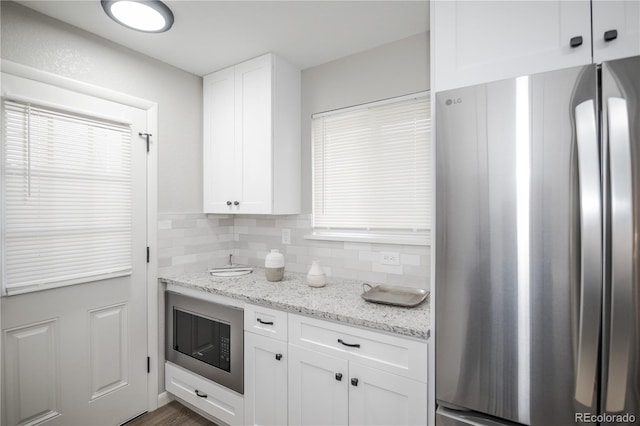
[165,291,244,394]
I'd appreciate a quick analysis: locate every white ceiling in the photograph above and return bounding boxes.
[16,0,429,76]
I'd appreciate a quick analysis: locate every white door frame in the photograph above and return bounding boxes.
[0,59,160,414]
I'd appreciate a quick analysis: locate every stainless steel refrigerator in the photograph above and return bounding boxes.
[435,55,640,425]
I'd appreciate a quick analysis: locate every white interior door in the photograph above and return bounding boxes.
[1,73,148,425]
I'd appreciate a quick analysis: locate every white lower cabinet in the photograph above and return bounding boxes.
[165,361,244,425]
[288,344,428,426]
[287,314,429,426]
[348,362,428,426]
[165,299,429,424]
[244,332,288,425]
[288,345,349,425]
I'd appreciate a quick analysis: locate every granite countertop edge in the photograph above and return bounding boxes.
[159,271,430,340]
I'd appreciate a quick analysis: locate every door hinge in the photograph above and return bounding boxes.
[146,247,150,263]
[147,357,150,374]
[139,132,152,153]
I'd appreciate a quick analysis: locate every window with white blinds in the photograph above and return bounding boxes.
[312,92,430,243]
[2,100,133,295]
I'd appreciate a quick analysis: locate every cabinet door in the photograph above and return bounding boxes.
[432,0,592,91]
[348,363,428,426]
[244,333,287,426]
[288,345,348,426]
[593,0,640,63]
[235,55,273,214]
[203,67,236,213]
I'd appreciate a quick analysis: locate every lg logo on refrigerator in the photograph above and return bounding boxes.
[445,98,463,106]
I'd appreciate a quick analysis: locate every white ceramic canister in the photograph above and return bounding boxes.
[265,249,285,282]
[306,260,326,288]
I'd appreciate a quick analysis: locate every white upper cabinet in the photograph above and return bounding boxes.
[592,0,640,63]
[203,53,301,214]
[432,1,640,92]
[432,1,591,91]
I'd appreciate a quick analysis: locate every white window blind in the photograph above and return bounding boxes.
[2,99,133,295]
[312,93,430,240]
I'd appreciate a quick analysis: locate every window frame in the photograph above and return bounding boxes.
[2,98,135,295]
[308,91,431,246]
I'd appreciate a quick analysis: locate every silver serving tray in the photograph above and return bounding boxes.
[361,283,429,307]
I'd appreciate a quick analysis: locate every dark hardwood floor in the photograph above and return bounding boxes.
[125,401,218,426]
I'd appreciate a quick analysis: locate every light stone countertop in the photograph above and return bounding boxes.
[160,269,430,340]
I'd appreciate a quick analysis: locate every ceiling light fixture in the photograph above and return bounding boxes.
[101,0,174,33]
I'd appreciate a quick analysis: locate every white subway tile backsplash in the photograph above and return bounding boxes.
[328,267,359,281]
[286,262,308,274]
[172,254,198,265]
[400,253,421,266]
[344,242,372,251]
[248,242,267,251]
[234,218,257,227]
[329,249,359,260]
[308,247,332,257]
[157,213,430,289]
[157,213,235,277]
[285,246,308,255]
[185,262,210,273]
[295,255,315,265]
[343,259,376,271]
[358,251,379,262]
[358,270,388,284]
[158,247,185,258]
[372,263,404,275]
[234,226,249,234]
[171,219,197,229]
[402,264,430,277]
[160,265,186,277]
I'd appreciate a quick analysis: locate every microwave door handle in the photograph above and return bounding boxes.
[605,97,633,413]
[574,100,603,408]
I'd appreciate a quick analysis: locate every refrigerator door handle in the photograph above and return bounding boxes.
[605,97,633,413]
[574,100,603,407]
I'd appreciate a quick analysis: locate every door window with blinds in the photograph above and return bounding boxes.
[312,92,430,244]
[2,100,133,295]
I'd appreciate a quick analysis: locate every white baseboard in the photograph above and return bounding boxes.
[157,391,174,408]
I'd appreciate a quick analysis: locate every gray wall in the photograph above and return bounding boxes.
[0,1,202,213]
[301,32,430,211]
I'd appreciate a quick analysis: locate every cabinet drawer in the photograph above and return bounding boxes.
[244,304,288,341]
[288,314,428,382]
[165,362,244,425]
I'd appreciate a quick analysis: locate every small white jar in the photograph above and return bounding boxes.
[306,260,326,288]
[265,249,285,282]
